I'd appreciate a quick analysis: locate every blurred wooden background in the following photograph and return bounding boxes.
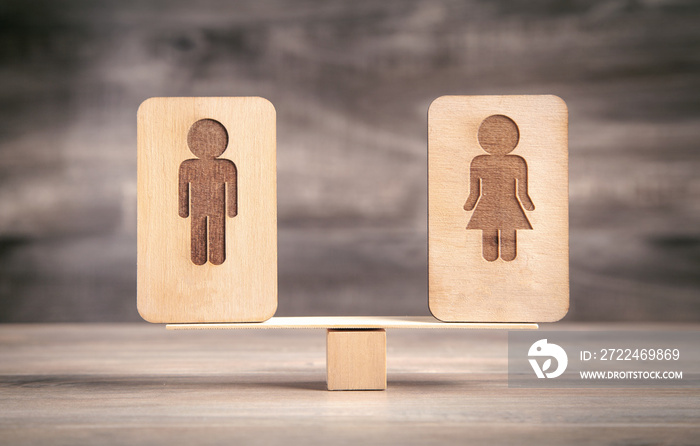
[0,0,698,321]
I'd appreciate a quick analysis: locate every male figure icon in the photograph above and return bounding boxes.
[463,114,534,262]
[178,119,238,265]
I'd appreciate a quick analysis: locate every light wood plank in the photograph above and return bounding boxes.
[165,316,538,330]
[137,97,277,323]
[428,95,569,322]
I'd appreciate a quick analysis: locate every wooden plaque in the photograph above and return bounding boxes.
[428,95,568,322]
[137,97,277,323]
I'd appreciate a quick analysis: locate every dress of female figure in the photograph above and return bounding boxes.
[466,154,532,230]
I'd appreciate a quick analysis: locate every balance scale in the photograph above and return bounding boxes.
[138,96,568,391]
[167,317,538,390]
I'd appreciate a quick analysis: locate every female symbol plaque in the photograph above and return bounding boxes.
[428,95,569,322]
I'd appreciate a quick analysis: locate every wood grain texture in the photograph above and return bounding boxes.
[2,2,700,324]
[429,95,568,322]
[165,316,538,330]
[137,97,277,323]
[327,329,386,390]
[1,323,698,445]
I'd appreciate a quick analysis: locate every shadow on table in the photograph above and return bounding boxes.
[3,374,476,392]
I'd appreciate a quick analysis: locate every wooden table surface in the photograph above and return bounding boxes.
[1,323,698,445]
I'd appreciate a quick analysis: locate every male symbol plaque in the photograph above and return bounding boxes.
[428,95,569,322]
[137,97,277,323]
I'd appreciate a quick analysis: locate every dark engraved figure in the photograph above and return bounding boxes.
[179,119,238,265]
[463,115,534,262]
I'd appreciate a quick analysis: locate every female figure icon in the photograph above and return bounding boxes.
[463,115,535,262]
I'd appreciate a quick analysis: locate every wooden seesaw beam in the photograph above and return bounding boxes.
[167,317,538,391]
